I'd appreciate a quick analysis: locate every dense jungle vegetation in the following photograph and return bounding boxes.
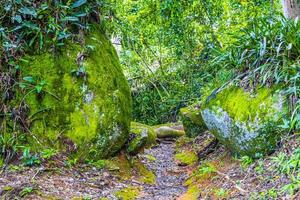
[104,0,299,127]
[0,0,299,199]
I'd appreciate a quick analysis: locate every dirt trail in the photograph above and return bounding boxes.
[138,141,188,200]
[0,140,188,199]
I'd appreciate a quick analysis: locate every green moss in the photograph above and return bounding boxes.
[115,186,140,200]
[180,105,207,137]
[108,154,132,180]
[131,122,157,144]
[179,185,200,200]
[202,85,288,157]
[145,154,156,162]
[205,86,284,123]
[127,122,157,155]
[18,26,131,159]
[175,136,194,149]
[185,163,217,186]
[175,150,198,166]
[107,154,156,184]
[0,156,4,168]
[134,160,156,185]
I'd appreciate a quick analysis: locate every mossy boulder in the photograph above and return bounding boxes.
[180,105,207,137]
[127,122,157,155]
[201,86,288,157]
[19,27,131,159]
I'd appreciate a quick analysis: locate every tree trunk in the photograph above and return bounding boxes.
[282,0,300,19]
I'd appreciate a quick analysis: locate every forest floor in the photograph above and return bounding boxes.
[0,132,299,200]
[0,139,189,200]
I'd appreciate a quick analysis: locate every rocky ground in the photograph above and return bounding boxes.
[0,133,299,200]
[138,141,187,199]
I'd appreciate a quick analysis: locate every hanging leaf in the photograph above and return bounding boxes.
[19,83,27,89]
[57,32,71,40]
[35,85,43,93]
[72,0,87,8]
[18,7,37,18]
[23,21,40,31]
[74,12,88,17]
[4,4,12,11]
[61,16,79,22]
[12,15,22,23]
[23,76,35,83]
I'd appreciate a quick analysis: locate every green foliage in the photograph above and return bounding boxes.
[21,147,40,166]
[281,174,300,195]
[19,187,34,198]
[214,188,229,198]
[255,188,279,199]
[0,132,24,165]
[105,0,299,127]
[239,156,254,169]
[272,148,300,195]
[65,157,79,168]
[0,0,101,53]
[198,164,216,175]
[41,148,57,160]
[85,159,107,169]
[272,148,300,174]
[103,0,231,124]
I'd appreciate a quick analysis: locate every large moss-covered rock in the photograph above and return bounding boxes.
[180,105,207,138]
[201,86,288,157]
[20,27,131,159]
[127,122,157,155]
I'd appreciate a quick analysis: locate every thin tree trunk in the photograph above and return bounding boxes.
[282,0,300,19]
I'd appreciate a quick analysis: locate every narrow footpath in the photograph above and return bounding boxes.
[138,141,188,200]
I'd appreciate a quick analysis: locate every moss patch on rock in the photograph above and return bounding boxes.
[127,122,157,155]
[108,154,132,180]
[201,85,288,157]
[134,160,156,185]
[178,185,200,200]
[115,186,140,200]
[107,153,156,184]
[19,26,131,159]
[175,150,198,166]
[180,105,207,138]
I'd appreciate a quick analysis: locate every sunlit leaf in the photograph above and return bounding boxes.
[72,0,87,8]
[18,7,37,18]
[23,76,35,83]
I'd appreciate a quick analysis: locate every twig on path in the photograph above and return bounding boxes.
[215,170,248,194]
[31,167,58,181]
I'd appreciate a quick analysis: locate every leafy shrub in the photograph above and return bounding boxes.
[21,147,40,166]
[272,148,300,195]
